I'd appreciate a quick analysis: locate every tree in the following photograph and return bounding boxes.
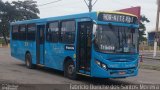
[12,0,40,20]
[0,0,40,44]
[0,0,8,44]
[139,15,150,42]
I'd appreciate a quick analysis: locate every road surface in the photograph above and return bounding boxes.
[0,48,160,89]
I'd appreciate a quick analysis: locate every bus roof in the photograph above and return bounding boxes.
[10,11,137,25]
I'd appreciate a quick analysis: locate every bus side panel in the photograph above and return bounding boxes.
[45,43,75,71]
[26,41,36,64]
[17,41,26,61]
[11,41,27,62]
[11,40,18,59]
[11,40,36,64]
[45,43,58,69]
[11,40,25,61]
[55,43,76,71]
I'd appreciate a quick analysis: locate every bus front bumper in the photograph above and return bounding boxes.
[91,61,138,78]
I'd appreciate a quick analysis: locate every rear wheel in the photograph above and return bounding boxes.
[25,53,35,69]
[64,60,77,79]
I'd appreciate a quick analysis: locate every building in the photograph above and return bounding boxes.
[148,30,160,46]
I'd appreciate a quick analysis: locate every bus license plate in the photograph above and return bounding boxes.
[119,71,126,75]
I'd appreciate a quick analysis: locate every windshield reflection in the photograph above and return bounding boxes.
[94,25,139,54]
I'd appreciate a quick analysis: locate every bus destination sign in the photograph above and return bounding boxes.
[98,13,138,24]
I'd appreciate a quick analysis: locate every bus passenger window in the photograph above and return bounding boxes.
[27,24,36,41]
[47,22,59,42]
[12,25,19,40]
[19,25,26,40]
[40,29,44,44]
[61,20,75,44]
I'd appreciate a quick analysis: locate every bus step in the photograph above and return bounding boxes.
[80,66,85,69]
[77,73,90,77]
[80,67,90,71]
[37,64,45,67]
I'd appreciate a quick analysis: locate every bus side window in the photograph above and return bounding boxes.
[61,20,75,44]
[19,25,26,40]
[12,25,19,40]
[47,22,59,43]
[27,24,36,41]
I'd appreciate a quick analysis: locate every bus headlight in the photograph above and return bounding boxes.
[96,60,101,66]
[95,60,108,70]
[102,64,107,69]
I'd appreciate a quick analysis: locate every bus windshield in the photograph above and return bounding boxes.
[94,24,139,54]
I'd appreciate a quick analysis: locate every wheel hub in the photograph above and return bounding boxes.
[68,65,74,74]
[26,57,30,67]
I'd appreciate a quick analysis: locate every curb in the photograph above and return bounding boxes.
[142,56,160,60]
[0,44,10,48]
[140,63,160,71]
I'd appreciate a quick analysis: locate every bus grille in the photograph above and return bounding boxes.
[107,57,135,62]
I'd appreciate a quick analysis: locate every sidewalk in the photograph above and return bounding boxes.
[142,56,160,60]
[140,51,160,60]
[140,62,160,71]
[0,44,10,48]
[139,57,160,71]
[139,50,160,71]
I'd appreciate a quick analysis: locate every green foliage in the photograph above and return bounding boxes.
[139,15,150,42]
[12,0,40,20]
[0,0,40,38]
[0,38,5,44]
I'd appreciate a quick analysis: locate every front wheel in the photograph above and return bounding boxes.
[64,60,77,79]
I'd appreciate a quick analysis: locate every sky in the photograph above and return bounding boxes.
[3,0,158,32]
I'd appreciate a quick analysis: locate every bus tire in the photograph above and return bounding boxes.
[64,60,77,80]
[25,53,34,69]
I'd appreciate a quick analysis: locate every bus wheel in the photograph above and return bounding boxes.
[64,60,77,79]
[25,53,34,69]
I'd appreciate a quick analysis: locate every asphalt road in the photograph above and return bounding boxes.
[0,48,160,86]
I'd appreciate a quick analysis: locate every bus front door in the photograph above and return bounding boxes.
[36,25,45,65]
[77,22,92,74]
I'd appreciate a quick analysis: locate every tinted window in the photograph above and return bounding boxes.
[12,25,19,40]
[27,24,36,41]
[61,21,75,44]
[47,22,59,42]
[39,25,45,44]
[94,25,139,53]
[19,25,26,40]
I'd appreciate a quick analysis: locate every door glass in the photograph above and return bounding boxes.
[78,22,92,72]
[36,25,45,64]
[40,27,44,44]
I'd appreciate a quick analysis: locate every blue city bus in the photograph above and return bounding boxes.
[10,11,139,79]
